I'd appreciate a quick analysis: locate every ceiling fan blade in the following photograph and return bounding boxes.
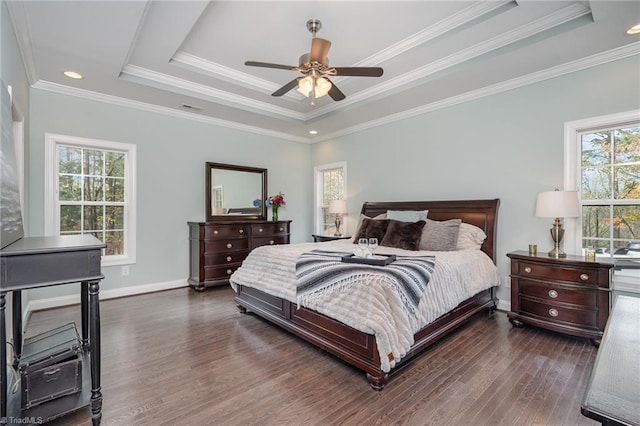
[326,79,346,101]
[245,61,297,71]
[272,78,300,97]
[309,38,331,64]
[333,67,384,77]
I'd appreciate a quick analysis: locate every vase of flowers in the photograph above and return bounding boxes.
[265,192,286,221]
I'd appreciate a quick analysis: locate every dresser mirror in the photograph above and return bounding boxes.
[206,162,267,221]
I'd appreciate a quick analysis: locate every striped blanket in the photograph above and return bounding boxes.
[295,250,436,319]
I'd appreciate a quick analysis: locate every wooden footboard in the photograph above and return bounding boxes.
[234,284,497,390]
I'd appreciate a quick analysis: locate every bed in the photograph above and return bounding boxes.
[230,199,500,390]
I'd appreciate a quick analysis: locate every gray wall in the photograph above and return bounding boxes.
[311,55,640,302]
[27,90,312,299]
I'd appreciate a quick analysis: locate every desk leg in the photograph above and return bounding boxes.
[1,294,7,425]
[11,291,22,368]
[89,281,102,426]
[81,282,89,349]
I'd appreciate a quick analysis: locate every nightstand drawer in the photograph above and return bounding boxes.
[519,298,597,328]
[519,280,596,307]
[517,261,597,285]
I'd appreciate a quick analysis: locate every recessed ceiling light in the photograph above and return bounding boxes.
[63,71,83,79]
[309,130,318,135]
[626,23,640,35]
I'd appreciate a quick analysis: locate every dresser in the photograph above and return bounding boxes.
[507,250,615,346]
[188,220,291,291]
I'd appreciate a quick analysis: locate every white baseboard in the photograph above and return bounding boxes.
[24,279,189,321]
[497,298,510,312]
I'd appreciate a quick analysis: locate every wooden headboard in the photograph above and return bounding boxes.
[360,199,500,262]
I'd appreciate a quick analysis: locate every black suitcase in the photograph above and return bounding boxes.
[18,322,83,409]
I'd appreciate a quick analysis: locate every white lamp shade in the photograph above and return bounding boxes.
[329,199,347,214]
[535,190,580,218]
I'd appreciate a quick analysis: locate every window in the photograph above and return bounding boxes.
[565,110,640,291]
[45,134,136,266]
[314,162,346,235]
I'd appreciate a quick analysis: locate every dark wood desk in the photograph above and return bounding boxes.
[581,295,640,425]
[0,235,105,425]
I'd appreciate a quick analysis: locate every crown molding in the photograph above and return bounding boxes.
[312,42,640,143]
[28,41,638,147]
[6,0,38,85]
[354,0,513,67]
[120,64,305,121]
[307,2,592,120]
[32,80,310,143]
[171,51,302,102]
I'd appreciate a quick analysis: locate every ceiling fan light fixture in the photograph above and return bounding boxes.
[297,75,314,97]
[314,77,332,98]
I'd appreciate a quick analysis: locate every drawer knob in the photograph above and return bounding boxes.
[548,290,558,298]
[213,230,218,235]
[226,256,232,262]
[259,228,264,233]
[524,267,532,273]
[269,240,275,245]
[226,269,233,275]
[226,243,233,249]
[549,308,559,317]
[239,229,244,234]
[279,227,283,231]
[580,273,589,281]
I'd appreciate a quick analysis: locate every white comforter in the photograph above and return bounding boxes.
[230,240,500,372]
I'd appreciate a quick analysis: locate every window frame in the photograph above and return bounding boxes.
[44,133,137,267]
[564,109,640,292]
[314,161,347,236]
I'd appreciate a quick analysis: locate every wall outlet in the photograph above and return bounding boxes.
[122,266,129,276]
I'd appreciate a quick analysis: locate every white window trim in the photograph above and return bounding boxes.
[44,133,137,267]
[314,161,347,235]
[564,109,640,292]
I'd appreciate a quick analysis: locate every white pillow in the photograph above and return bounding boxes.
[456,223,487,250]
[386,210,428,222]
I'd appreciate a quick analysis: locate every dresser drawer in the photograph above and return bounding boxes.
[519,297,597,328]
[519,280,597,307]
[251,223,289,236]
[252,236,289,248]
[204,251,249,266]
[204,264,241,281]
[516,261,597,285]
[204,225,248,239]
[204,239,249,253]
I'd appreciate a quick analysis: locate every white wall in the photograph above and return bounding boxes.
[26,89,312,300]
[311,55,640,302]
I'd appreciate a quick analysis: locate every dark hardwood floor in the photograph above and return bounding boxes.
[22,286,598,426]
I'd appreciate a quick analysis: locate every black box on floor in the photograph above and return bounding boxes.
[18,322,83,409]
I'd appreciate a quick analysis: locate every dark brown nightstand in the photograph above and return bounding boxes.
[312,234,352,242]
[507,250,615,346]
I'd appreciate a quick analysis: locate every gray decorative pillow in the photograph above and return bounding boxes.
[420,218,462,251]
[380,220,426,251]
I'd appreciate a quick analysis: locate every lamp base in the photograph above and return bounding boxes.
[548,219,566,258]
[548,247,567,258]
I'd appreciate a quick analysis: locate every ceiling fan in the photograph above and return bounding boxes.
[245,19,383,101]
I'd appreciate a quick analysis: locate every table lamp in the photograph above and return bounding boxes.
[329,199,347,236]
[535,190,580,258]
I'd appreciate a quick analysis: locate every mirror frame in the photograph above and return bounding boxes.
[205,162,268,222]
